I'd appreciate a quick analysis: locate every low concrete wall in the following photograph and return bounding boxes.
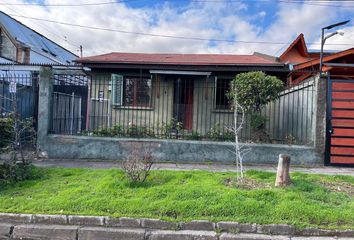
[40,135,322,165]
[0,213,353,239]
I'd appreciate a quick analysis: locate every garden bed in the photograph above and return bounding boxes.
[0,168,353,230]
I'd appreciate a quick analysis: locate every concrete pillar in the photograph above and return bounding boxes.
[37,67,53,150]
[313,74,327,160]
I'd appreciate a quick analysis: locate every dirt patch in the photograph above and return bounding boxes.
[224,177,272,190]
[320,179,354,196]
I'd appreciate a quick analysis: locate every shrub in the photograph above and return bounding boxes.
[126,124,155,138]
[0,162,33,182]
[0,113,37,182]
[207,123,234,141]
[122,148,154,183]
[93,124,124,137]
[92,124,155,138]
[228,71,284,113]
[184,130,201,140]
[0,117,13,151]
[156,119,183,139]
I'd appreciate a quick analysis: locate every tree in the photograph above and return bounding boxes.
[228,71,284,113]
[227,72,283,181]
[228,71,283,142]
[227,86,247,181]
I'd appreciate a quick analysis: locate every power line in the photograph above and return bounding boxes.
[193,0,354,8]
[9,14,354,47]
[279,0,354,8]
[1,4,81,51]
[1,0,354,8]
[0,0,140,7]
[9,14,287,45]
[1,0,220,6]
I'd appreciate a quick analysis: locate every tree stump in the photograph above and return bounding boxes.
[275,154,291,187]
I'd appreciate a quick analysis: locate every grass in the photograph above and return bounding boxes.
[0,167,353,230]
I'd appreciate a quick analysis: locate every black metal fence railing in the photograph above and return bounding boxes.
[49,74,315,145]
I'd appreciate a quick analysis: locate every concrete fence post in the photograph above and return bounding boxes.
[37,67,53,152]
[275,154,291,187]
[313,74,327,161]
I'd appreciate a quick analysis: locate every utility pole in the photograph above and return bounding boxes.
[80,45,83,58]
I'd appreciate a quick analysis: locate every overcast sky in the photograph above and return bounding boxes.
[1,0,353,57]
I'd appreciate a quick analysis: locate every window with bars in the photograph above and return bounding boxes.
[111,74,152,107]
[215,78,232,110]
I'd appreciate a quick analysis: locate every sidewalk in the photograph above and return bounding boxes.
[33,159,354,176]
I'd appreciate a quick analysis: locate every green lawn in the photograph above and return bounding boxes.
[0,167,353,230]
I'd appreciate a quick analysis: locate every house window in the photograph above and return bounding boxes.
[111,74,152,107]
[215,78,232,110]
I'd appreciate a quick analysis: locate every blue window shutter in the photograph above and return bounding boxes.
[111,74,123,105]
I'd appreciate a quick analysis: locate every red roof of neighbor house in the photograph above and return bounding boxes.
[294,48,354,70]
[289,48,354,85]
[279,34,313,64]
[77,52,281,65]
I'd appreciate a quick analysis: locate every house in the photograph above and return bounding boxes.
[38,36,323,164]
[0,11,78,65]
[0,11,80,121]
[282,33,354,166]
[76,52,289,139]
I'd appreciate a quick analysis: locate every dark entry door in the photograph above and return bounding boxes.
[174,78,194,131]
[327,78,354,165]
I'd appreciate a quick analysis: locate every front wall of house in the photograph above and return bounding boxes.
[89,72,237,137]
[88,70,312,144]
[89,73,174,135]
[192,77,234,136]
[89,72,248,139]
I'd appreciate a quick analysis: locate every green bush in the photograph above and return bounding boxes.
[0,110,37,183]
[0,117,13,151]
[228,71,284,113]
[250,114,267,131]
[156,119,183,139]
[0,162,34,182]
[93,124,124,137]
[184,130,201,140]
[126,124,155,138]
[92,124,155,138]
[207,124,234,141]
[227,72,283,143]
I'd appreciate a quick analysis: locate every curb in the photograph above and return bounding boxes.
[0,213,353,238]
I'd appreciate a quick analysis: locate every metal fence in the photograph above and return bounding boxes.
[262,79,314,145]
[51,92,82,135]
[49,74,89,135]
[0,72,38,121]
[49,74,315,145]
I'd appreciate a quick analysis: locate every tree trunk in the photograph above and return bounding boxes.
[275,154,291,187]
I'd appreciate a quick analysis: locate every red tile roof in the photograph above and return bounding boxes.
[77,52,280,65]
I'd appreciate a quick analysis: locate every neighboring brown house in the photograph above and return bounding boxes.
[282,33,354,166]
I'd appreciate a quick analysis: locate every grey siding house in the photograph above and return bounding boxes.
[76,52,289,140]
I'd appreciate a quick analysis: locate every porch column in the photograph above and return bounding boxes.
[37,67,53,149]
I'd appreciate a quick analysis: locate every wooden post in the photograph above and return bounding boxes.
[275,154,291,187]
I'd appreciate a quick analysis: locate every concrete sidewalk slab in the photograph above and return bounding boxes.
[32,159,354,176]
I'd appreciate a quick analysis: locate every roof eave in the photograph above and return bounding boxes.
[76,61,285,67]
[294,48,354,71]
